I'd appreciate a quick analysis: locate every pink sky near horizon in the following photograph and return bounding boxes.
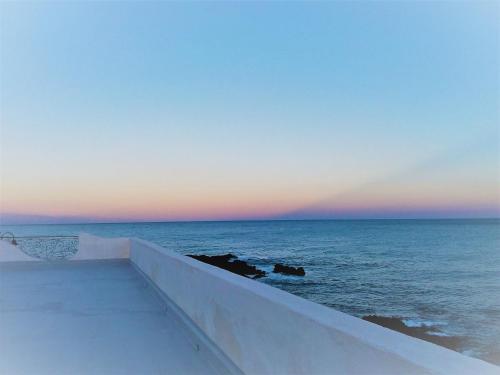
[2,168,498,223]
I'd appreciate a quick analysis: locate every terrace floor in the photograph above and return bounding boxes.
[0,260,223,374]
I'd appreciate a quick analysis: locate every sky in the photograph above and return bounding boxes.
[0,1,499,224]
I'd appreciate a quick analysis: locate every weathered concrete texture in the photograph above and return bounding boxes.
[0,260,222,375]
[73,233,129,260]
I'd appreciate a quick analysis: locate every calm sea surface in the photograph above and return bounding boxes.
[2,219,499,364]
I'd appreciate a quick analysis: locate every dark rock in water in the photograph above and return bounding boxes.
[188,253,237,264]
[362,315,465,352]
[273,263,305,276]
[187,253,266,279]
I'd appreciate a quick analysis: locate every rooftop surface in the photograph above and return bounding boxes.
[0,260,221,374]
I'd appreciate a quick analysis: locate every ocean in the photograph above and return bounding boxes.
[1,219,499,364]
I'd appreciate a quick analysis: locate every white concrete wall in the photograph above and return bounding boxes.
[0,240,39,262]
[73,233,130,260]
[0,234,129,262]
[129,237,500,375]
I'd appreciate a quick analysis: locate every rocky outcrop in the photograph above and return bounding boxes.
[273,263,305,276]
[362,315,464,351]
[187,253,266,278]
[186,254,307,278]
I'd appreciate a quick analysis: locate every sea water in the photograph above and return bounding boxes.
[2,219,499,364]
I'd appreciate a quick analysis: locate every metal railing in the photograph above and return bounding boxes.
[0,233,79,260]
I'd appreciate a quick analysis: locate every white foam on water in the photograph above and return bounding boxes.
[403,319,448,328]
[265,272,305,281]
[426,331,450,337]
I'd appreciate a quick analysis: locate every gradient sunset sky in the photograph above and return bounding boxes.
[0,1,499,224]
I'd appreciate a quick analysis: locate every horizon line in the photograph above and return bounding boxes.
[1,217,499,227]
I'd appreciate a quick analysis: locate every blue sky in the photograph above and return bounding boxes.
[0,1,499,223]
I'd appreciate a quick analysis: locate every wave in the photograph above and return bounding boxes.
[363,315,465,352]
[402,318,448,328]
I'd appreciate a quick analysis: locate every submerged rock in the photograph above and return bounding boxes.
[362,315,464,351]
[273,263,305,276]
[187,253,266,279]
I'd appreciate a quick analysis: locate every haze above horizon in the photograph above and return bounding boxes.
[1,1,499,225]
